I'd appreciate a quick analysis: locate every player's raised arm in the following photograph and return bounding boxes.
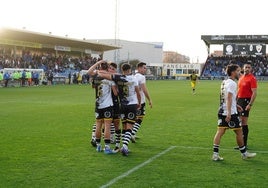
[87,60,106,76]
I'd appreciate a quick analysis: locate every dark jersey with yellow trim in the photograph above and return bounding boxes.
[190,74,198,81]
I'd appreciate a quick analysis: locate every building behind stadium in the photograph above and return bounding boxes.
[91,39,201,79]
[89,39,164,78]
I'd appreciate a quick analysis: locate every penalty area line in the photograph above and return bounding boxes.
[100,146,177,188]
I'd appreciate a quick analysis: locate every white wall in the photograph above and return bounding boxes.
[91,39,163,67]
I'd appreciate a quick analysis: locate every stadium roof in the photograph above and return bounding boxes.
[0,27,120,53]
[201,35,268,46]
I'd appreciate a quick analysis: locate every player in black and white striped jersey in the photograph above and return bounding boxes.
[88,60,118,154]
[98,63,141,156]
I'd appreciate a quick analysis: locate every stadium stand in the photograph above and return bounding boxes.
[201,35,268,79]
[202,55,268,77]
[0,28,119,86]
[0,48,101,85]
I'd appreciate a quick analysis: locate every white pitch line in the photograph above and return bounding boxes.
[100,146,177,188]
[100,145,268,187]
[175,145,268,154]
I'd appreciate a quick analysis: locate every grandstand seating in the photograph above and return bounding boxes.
[2,47,268,83]
[0,47,101,78]
[202,55,268,77]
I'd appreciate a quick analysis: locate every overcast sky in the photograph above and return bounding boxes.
[0,0,267,63]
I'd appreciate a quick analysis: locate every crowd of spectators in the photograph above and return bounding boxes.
[202,55,268,77]
[0,47,102,87]
[0,47,101,77]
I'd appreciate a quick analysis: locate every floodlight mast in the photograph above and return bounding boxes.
[114,0,120,64]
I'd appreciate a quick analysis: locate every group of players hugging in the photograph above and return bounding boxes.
[88,60,152,156]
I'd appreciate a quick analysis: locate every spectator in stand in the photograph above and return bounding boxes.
[3,72,10,87]
[21,70,26,87]
[202,55,268,77]
[77,72,82,84]
[26,71,32,86]
[72,72,77,84]
[47,71,54,85]
[0,71,3,86]
[33,71,39,86]
[18,71,22,86]
[68,72,71,84]
[12,71,19,86]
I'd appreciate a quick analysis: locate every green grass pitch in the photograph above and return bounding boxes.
[0,80,268,187]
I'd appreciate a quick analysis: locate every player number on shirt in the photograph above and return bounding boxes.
[97,85,103,97]
[123,85,129,97]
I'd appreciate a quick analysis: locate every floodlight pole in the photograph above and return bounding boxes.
[114,0,120,64]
